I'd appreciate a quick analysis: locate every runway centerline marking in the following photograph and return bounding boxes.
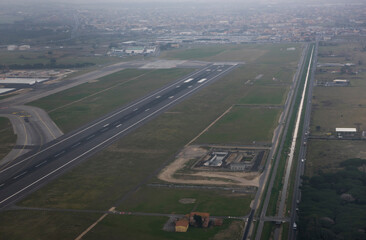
[0,65,213,174]
[0,64,237,206]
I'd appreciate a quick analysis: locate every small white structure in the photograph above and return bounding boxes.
[204,152,228,167]
[145,47,156,54]
[336,128,357,137]
[336,128,357,133]
[0,78,48,85]
[125,46,145,55]
[333,79,349,84]
[7,45,18,51]
[19,45,30,51]
[0,88,15,94]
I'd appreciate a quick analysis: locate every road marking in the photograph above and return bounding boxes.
[13,171,27,180]
[0,184,4,188]
[188,85,193,88]
[0,65,214,174]
[103,124,109,128]
[54,151,66,158]
[198,78,207,83]
[156,95,161,98]
[183,78,193,83]
[116,124,122,128]
[133,108,138,111]
[176,85,180,88]
[86,135,95,140]
[169,96,174,99]
[71,142,81,148]
[100,128,108,132]
[35,160,47,168]
[145,108,150,112]
[33,109,57,139]
[0,65,238,207]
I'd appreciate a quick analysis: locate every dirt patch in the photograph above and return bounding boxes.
[179,198,196,204]
[158,145,261,187]
[212,220,245,240]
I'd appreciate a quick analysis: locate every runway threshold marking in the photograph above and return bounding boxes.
[0,64,237,207]
[0,65,213,174]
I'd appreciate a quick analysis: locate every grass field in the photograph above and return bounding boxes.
[83,215,242,240]
[7,43,302,239]
[238,86,287,105]
[29,68,194,133]
[119,186,253,216]
[195,106,281,145]
[0,210,100,240]
[311,86,366,134]
[0,49,121,66]
[305,139,366,177]
[0,117,16,160]
[161,43,301,64]
[19,44,300,210]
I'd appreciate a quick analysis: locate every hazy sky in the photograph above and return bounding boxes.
[2,0,364,5]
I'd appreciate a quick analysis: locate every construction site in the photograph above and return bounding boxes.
[158,145,269,187]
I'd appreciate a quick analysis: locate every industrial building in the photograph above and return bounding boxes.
[324,79,350,87]
[335,128,357,137]
[203,152,228,167]
[125,46,145,55]
[230,163,247,171]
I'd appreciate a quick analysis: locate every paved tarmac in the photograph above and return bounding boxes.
[0,63,239,210]
[0,105,63,167]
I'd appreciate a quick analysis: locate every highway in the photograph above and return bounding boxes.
[0,63,238,210]
[241,43,310,240]
[287,41,318,240]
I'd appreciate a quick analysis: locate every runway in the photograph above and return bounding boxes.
[0,63,238,210]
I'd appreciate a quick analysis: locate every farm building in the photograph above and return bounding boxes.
[324,79,350,87]
[335,128,357,137]
[175,218,189,232]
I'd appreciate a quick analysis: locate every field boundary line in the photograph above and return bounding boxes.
[74,206,115,240]
[186,105,233,146]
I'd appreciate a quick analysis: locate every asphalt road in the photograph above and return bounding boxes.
[287,42,318,240]
[0,105,63,166]
[241,44,309,240]
[0,63,239,210]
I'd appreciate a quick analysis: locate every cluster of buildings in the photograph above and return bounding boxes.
[108,45,157,56]
[7,45,30,51]
[197,148,266,172]
[72,2,366,44]
[175,212,222,233]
